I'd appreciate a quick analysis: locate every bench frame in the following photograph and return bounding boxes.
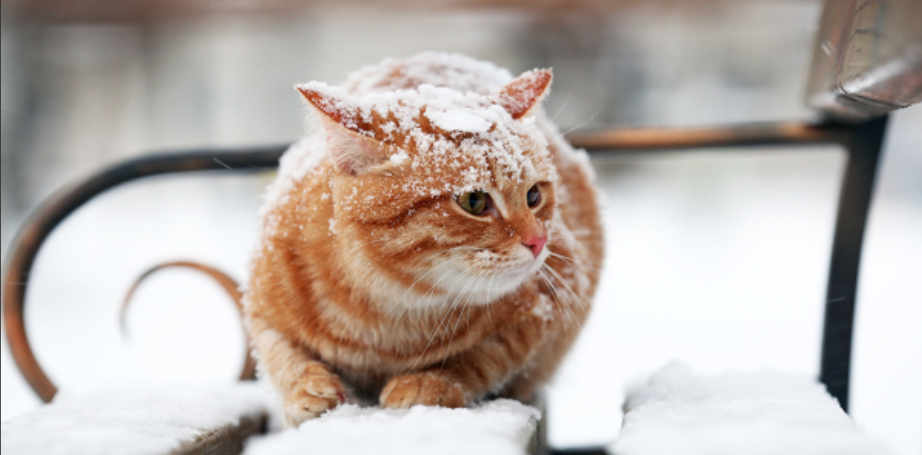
[3,118,887,416]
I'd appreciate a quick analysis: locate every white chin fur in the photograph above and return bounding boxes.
[425,246,550,307]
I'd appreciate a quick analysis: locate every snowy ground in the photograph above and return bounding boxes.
[1,108,919,455]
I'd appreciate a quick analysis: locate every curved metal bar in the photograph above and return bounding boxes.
[2,145,285,402]
[119,261,258,382]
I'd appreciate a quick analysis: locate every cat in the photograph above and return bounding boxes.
[245,52,604,427]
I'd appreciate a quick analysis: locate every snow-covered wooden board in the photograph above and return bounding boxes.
[611,362,889,455]
[1,384,540,455]
[243,399,541,455]
[0,384,269,455]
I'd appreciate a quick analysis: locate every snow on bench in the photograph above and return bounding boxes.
[1,384,269,455]
[611,362,889,455]
[243,399,541,455]
[1,384,539,455]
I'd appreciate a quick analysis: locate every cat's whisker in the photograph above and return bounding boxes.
[421,257,468,303]
[428,273,472,348]
[551,106,602,144]
[543,268,577,332]
[550,92,571,124]
[441,273,484,368]
[542,270,569,332]
[411,269,472,370]
[385,257,460,319]
[386,256,458,316]
[548,252,586,273]
[401,256,470,322]
[548,250,600,273]
[543,265,590,319]
[538,270,571,337]
[552,294,580,333]
[547,267,589,326]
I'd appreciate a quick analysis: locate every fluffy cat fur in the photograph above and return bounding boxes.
[245,52,603,426]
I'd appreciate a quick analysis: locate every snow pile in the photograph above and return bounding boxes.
[611,362,889,455]
[1,384,269,455]
[244,399,540,455]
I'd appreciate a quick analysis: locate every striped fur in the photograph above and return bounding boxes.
[245,54,603,427]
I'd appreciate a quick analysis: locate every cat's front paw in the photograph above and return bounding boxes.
[380,371,466,409]
[283,372,347,426]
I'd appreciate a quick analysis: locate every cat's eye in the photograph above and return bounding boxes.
[457,190,488,215]
[526,185,541,208]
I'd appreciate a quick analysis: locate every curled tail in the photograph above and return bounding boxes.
[120,261,257,380]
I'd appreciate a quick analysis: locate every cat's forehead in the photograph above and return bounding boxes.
[396,125,553,200]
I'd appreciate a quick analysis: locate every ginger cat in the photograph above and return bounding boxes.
[245,52,603,426]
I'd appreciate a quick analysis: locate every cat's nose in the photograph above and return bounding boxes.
[522,235,548,258]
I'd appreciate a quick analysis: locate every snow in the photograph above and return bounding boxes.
[389,150,410,165]
[611,362,889,455]
[0,384,269,455]
[427,109,492,133]
[289,78,549,197]
[243,399,539,455]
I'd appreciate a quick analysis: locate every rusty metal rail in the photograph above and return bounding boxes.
[2,145,284,403]
[2,119,887,413]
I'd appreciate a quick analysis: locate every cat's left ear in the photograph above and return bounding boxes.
[496,69,552,120]
[296,83,389,176]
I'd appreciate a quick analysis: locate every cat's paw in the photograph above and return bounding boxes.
[380,371,466,409]
[283,372,347,427]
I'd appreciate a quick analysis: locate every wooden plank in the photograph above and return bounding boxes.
[173,415,265,455]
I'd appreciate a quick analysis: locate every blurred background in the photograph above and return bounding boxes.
[1,0,920,453]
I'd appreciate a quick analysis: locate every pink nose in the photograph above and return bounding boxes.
[522,236,548,258]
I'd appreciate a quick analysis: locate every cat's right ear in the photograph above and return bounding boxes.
[496,69,552,120]
[296,84,388,176]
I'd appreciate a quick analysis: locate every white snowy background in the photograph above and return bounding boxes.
[2,2,920,454]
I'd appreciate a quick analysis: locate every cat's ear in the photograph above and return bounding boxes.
[496,69,552,120]
[296,84,388,176]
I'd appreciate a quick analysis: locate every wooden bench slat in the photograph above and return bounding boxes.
[1,385,269,455]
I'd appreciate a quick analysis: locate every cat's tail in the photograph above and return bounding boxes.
[119,260,257,380]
